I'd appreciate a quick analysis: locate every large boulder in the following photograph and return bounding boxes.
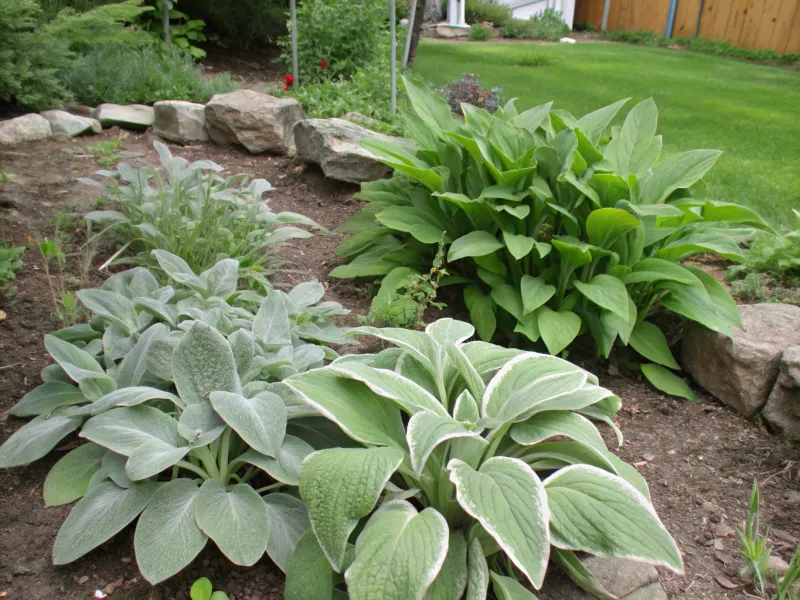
[293,118,394,183]
[94,104,155,130]
[153,100,208,144]
[682,303,800,418]
[538,556,666,600]
[205,90,304,154]
[41,110,101,137]
[0,114,52,145]
[763,346,800,437]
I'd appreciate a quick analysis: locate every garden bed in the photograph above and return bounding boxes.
[0,133,798,600]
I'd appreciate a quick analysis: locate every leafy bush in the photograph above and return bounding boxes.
[500,9,570,40]
[0,243,24,287]
[436,73,501,115]
[84,142,320,288]
[333,78,772,397]
[466,0,512,26]
[278,0,388,83]
[0,251,353,583]
[283,318,683,599]
[468,23,494,41]
[178,0,285,49]
[63,44,235,106]
[41,0,153,52]
[726,209,800,282]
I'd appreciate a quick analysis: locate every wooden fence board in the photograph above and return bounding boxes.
[672,0,702,37]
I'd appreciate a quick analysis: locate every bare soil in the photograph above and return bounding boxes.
[0,133,798,600]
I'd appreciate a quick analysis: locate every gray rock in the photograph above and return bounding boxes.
[40,110,101,137]
[0,114,52,145]
[153,100,208,144]
[205,90,304,154]
[538,556,663,600]
[94,104,155,130]
[681,303,800,418]
[763,346,800,437]
[293,118,395,183]
[435,24,470,37]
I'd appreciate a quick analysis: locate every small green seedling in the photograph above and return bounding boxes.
[190,577,230,600]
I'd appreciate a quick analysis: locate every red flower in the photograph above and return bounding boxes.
[320,60,328,69]
[283,84,288,91]
[283,74,294,85]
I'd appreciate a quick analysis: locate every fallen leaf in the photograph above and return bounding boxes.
[714,575,740,589]
[715,523,735,538]
[714,550,735,566]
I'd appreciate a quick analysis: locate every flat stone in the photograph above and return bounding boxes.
[294,118,396,183]
[538,556,662,600]
[763,346,800,437]
[0,114,52,145]
[681,303,800,418]
[205,90,304,154]
[435,24,470,37]
[94,104,154,130]
[624,582,669,600]
[41,110,101,137]
[153,100,209,144]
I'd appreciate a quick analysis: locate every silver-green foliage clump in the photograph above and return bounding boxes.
[0,250,353,584]
[283,318,683,600]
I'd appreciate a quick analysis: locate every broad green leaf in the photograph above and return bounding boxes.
[263,493,312,572]
[550,548,616,600]
[377,207,447,244]
[585,208,640,248]
[345,502,449,600]
[464,286,496,342]
[300,447,404,571]
[425,531,468,600]
[81,406,180,456]
[641,149,722,204]
[152,250,202,288]
[76,289,138,333]
[10,382,85,417]
[683,265,742,329]
[466,537,489,600]
[285,369,407,450]
[102,450,134,488]
[200,258,239,299]
[44,335,116,400]
[448,232,504,263]
[491,284,524,321]
[449,458,549,589]
[403,75,458,131]
[190,577,213,600]
[237,435,314,486]
[210,391,286,458]
[658,280,735,336]
[623,258,698,285]
[173,322,240,406]
[44,443,106,506]
[446,343,486,403]
[629,322,679,369]
[0,413,82,468]
[285,530,334,600]
[87,386,181,416]
[288,281,326,308]
[490,572,538,600]
[352,326,441,375]
[544,464,683,573]
[511,411,606,455]
[602,98,658,176]
[125,440,189,481]
[53,480,158,564]
[178,401,226,447]
[426,318,475,347]
[408,410,484,477]
[194,479,270,566]
[656,231,743,262]
[520,276,555,315]
[252,292,292,347]
[502,232,535,260]
[115,324,170,388]
[537,306,582,356]
[576,98,629,146]
[134,479,207,584]
[640,364,697,401]
[573,275,631,321]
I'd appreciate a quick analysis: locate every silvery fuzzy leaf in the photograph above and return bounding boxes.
[210,391,286,458]
[172,322,240,406]
[263,493,311,572]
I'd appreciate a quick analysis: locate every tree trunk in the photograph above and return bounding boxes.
[406,0,426,68]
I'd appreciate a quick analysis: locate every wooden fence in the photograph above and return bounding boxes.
[574,0,800,54]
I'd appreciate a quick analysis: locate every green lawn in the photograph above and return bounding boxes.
[414,40,800,229]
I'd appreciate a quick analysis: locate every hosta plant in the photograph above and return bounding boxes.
[333,77,771,397]
[283,318,683,600]
[0,253,353,584]
[83,141,323,288]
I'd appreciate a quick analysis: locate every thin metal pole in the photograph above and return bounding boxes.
[390,0,397,116]
[402,0,417,68]
[664,0,679,38]
[290,0,299,89]
[162,0,171,44]
[601,0,611,31]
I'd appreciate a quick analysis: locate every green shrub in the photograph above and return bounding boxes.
[278,0,388,83]
[84,141,321,288]
[178,0,285,49]
[332,77,772,398]
[727,209,800,282]
[62,44,235,106]
[283,318,683,599]
[499,18,533,38]
[0,243,24,288]
[466,0,512,26]
[500,9,569,40]
[41,0,153,52]
[469,22,494,41]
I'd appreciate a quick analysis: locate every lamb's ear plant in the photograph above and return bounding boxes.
[283,318,684,600]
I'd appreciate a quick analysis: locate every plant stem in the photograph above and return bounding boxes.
[255,482,283,494]
[218,427,233,483]
[192,446,220,479]
[176,460,210,480]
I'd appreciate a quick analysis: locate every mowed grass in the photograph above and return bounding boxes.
[414,40,800,228]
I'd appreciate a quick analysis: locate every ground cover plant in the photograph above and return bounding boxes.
[413,41,800,229]
[436,73,502,115]
[84,142,322,289]
[283,318,683,599]
[0,249,354,584]
[0,242,24,289]
[334,77,770,397]
[468,23,494,42]
[499,8,570,41]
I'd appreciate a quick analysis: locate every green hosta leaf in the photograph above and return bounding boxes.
[44,443,106,506]
[502,232,535,260]
[641,149,722,204]
[345,502,449,600]
[490,572,538,600]
[550,548,617,600]
[377,207,447,244]
[464,286,496,342]
[407,410,484,477]
[173,322,240,406]
[585,208,641,248]
[453,390,480,426]
[544,464,683,573]
[623,258,698,285]
[576,98,629,146]
[194,479,270,566]
[629,322,679,369]
[573,275,631,321]
[449,458,549,589]
[537,306,582,356]
[0,413,82,468]
[237,435,314,486]
[134,479,207,584]
[300,447,404,571]
[352,326,440,375]
[178,401,226,447]
[285,529,334,600]
[446,343,486,403]
[81,406,180,456]
[425,531,468,600]
[658,280,735,336]
[125,440,189,481]
[683,265,742,329]
[466,537,489,600]
[252,292,292,347]
[426,318,475,347]
[490,284,524,321]
[640,363,697,401]
[449,232,504,262]
[44,335,116,400]
[482,353,587,423]
[76,289,138,333]
[210,391,286,458]
[656,231,743,262]
[263,493,312,572]
[601,98,658,176]
[520,276,555,315]
[285,369,407,450]
[53,480,158,564]
[511,411,607,455]
[10,382,85,417]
